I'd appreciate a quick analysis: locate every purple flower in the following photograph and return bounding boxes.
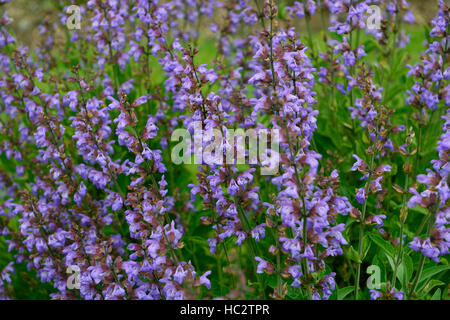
[343,51,355,66]
[250,224,266,242]
[199,271,211,289]
[351,154,365,171]
[370,289,382,300]
[173,265,188,285]
[227,179,240,196]
[254,257,273,274]
[356,188,366,204]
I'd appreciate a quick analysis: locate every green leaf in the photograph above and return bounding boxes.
[418,280,444,297]
[369,234,395,258]
[409,206,428,216]
[431,288,441,300]
[277,3,286,19]
[266,274,278,289]
[371,255,386,284]
[337,286,355,300]
[287,286,302,299]
[419,265,450,285]
[362,234,372,261]
[385,252,414,290]
[386,256,401,285]
[443,284,449,300]
[345,246,362,264]
[366,38,386,55]
[403,253,414,285]
[389,163,398,176]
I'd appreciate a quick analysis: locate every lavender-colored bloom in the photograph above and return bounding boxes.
[251,224,266,242]
[343,51,355,66]
[255,257,272,274]
[370,289,382,300]
[199,271,212,289]
[356,188,366,204]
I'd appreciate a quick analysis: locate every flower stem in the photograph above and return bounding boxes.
[235,201,265,296]
[408,252,426,299]
[391,152,410,287]
[269,227,282,298]
[408,209,435,299]
[354,141,377,299]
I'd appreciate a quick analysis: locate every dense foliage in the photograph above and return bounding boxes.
[0,0,449,300]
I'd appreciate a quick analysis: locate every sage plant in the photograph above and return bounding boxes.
[0,0,448,300]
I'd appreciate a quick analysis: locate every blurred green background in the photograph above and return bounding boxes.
[2,0,441,49]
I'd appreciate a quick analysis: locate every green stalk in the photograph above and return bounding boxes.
[211,202,234,289]
[414,111,423,176]
[391,154,409,287]
[269,227,282,298]
[354,150,375,299]
[408,254,426,299]
[414,214,430,237]
[354,117,380,299]
[408,212,435,299]
[301,196,312,299]
[235,201,265,296]
[217,245,224,296]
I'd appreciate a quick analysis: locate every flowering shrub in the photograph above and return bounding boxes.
[0,0,449,300]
